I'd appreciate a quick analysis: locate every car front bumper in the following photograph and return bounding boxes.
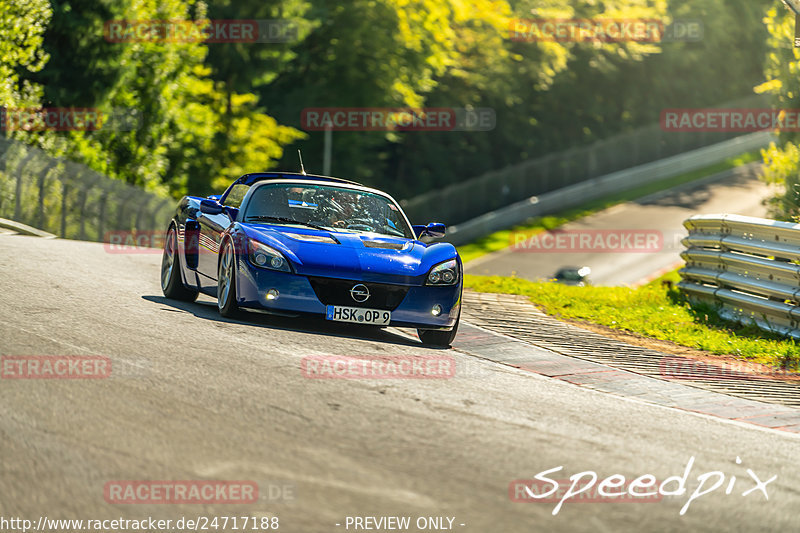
[235,260,461,330]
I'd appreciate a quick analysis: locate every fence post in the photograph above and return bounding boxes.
[134,195,150,234]
[36,161,57,229]
[77,186,89,241]
[116,188,140,233]
[0,139,10,215]
[97,186,110,242]
[150,198,172,237]
[60,178,69,238]
[13,149,37,222]
[74,169,101,241]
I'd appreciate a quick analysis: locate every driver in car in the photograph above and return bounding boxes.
[329,191,358,228]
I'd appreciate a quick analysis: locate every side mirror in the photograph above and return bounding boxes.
[200,198,224,215]
[425,223,446,238]
[413,222,446,239]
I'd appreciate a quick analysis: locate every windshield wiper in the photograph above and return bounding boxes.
[246,215,328,231]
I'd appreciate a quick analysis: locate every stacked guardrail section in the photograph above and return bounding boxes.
[679,214,800,339]
[0,138,173,241]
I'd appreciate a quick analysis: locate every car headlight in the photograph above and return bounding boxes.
[248,239,292,272]
[426,259,459,286]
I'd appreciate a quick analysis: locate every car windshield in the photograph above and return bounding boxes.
[243,183,413,239]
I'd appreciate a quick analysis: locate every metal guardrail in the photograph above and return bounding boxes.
[679,214,800,340]
[444,133,772,246]
[0,138,173,241]
[402,94,768,226]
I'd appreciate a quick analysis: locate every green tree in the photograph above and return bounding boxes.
[19,0,304,198]
[0,0,52,109]
[757,2,800,220]
[264,0,552,194]
[6,0,778,207]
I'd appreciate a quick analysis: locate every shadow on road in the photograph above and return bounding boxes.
[141,295,445,349]
[636,166,759,210]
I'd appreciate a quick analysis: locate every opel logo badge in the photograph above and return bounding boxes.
[350,284,370,303]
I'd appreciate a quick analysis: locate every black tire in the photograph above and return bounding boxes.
[217,240,240,318]
[161,225,199,302]
[418,309,460,347]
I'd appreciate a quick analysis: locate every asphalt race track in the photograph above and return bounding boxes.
[1,232,799,532]
[466,163,771,286]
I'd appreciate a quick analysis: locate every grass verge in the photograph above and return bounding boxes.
[463,270,800,372]
[457,151,761,264]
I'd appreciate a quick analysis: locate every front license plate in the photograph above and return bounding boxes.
[326,305,390,325]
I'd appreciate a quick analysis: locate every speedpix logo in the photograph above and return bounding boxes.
[511,457,776,516]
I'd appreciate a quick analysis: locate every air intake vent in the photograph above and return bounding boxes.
[362,240,406,250]
[308,277,409,310]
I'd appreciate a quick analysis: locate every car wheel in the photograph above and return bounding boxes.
[217,240,240,318]
[161,225,198,302]
[417,309,460,347]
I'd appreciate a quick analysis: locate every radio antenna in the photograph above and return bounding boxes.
[298,150,307,175]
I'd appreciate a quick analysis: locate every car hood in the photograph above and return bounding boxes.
[241,224,457,284]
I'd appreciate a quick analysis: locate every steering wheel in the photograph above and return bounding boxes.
[344,217,376,232]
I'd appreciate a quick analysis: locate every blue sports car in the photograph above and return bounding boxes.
[160,172,462,346]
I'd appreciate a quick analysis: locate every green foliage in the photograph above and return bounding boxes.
[3,0,778,206]
[757,3,800,221]
[0,0,52,108]
[272,0,774,200]
[15,0,306,198]
[760,141,800,219]
[464,273,800,369]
